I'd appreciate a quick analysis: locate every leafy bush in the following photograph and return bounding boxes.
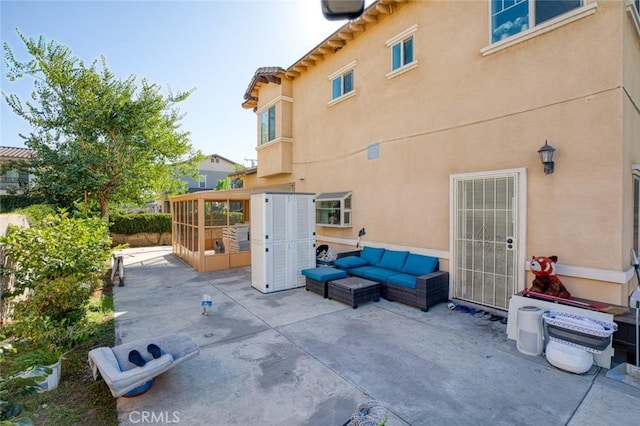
[109,213,171,235]
[0,210,112,344]
[13,204,57,227]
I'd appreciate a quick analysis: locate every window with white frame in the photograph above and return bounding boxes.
[198,175,207,188]
[331,69,354,101]
[316,192,352,228]
[260,105,276,144]
[386,25,418,76]
[391,35,414,71]
[491,0,582,43]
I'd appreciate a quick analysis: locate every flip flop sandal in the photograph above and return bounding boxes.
[473,310,486,318]
[489,315,503,322]
[482,312,494,320]
[147,343,162,359]
[457,306,471,314]
[468,308,477,315]
[128,350,146,367]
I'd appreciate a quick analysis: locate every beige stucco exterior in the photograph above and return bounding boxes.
[240,0,640,308]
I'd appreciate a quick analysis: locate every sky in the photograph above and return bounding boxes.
[0,0,352,166]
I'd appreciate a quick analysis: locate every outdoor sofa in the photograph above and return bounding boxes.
[334,246,449,312]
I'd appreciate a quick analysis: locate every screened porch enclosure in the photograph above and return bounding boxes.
[171,191,252,272]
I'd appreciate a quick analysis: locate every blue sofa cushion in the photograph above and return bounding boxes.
[363,267,399,283]
[301,267,347,282]
[402,254,438,276]
[387,273,418,289]
[360,246,385,266]
[334,256,368,270]
[345,265,376,278]
[377,250,409,272]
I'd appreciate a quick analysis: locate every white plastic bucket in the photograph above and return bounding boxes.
[38,360,61,392]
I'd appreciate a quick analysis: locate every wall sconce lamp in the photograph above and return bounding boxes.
[538,140,556,175]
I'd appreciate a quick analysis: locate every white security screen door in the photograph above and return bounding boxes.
[452,171,524,310]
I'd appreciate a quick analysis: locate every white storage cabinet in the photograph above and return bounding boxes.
[251,193,316,293]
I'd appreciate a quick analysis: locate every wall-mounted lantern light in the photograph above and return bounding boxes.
[538,140,556,175]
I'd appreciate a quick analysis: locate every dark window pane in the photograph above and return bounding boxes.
[403,37,413,65]
[535,0,581,25]
[343,71,353,94]
[268,106,275,141]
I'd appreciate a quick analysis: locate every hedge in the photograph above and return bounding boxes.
[0,194,49,213]
[110,213,172,235]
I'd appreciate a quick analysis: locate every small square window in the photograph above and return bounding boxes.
[391,35,414,71]
[331,70,354,100]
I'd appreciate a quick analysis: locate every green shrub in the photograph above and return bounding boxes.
[109,213,171,235]
[0,194,49,213]
[0,210,112,335]
[13,204,57,226]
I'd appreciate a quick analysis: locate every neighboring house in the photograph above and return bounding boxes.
[156,154,241,213]
[0,146,34,195]
[182,154,239,193]
[241,0,640,310]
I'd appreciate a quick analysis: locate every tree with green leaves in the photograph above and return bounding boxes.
[2,30,204,218]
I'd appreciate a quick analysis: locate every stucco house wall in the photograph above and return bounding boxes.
[243,0,640,308]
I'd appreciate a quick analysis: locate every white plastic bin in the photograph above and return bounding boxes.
[517,306,544,356]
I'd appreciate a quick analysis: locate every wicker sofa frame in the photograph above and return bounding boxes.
[336,250,449,312]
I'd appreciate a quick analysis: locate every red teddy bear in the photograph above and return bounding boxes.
[529,255,571,299]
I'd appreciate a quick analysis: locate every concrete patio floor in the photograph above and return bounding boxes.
[110,247,640,425]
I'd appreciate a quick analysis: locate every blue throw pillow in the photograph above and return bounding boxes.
[334,256,368,269]
[378,250,409,272]
[402,253,438,276]
[360,246,385,266]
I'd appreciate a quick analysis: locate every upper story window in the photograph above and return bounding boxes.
[198,175,207,189]
[260,105,276,144]
[491,0,582,43]
[328,61,357,106]
[331,69,354,100]
[385,25,418,79]
[391,36,414,71]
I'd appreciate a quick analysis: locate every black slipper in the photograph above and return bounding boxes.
[489,315,503,322]
[128,350,146,367]
[147,344,162,359]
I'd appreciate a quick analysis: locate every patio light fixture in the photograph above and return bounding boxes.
[538,140,556,175]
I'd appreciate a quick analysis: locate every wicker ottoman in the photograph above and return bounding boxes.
[328,276,380,309]
[301,267,347,298]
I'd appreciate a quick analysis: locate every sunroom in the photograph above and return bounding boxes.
[170,190,252,272]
